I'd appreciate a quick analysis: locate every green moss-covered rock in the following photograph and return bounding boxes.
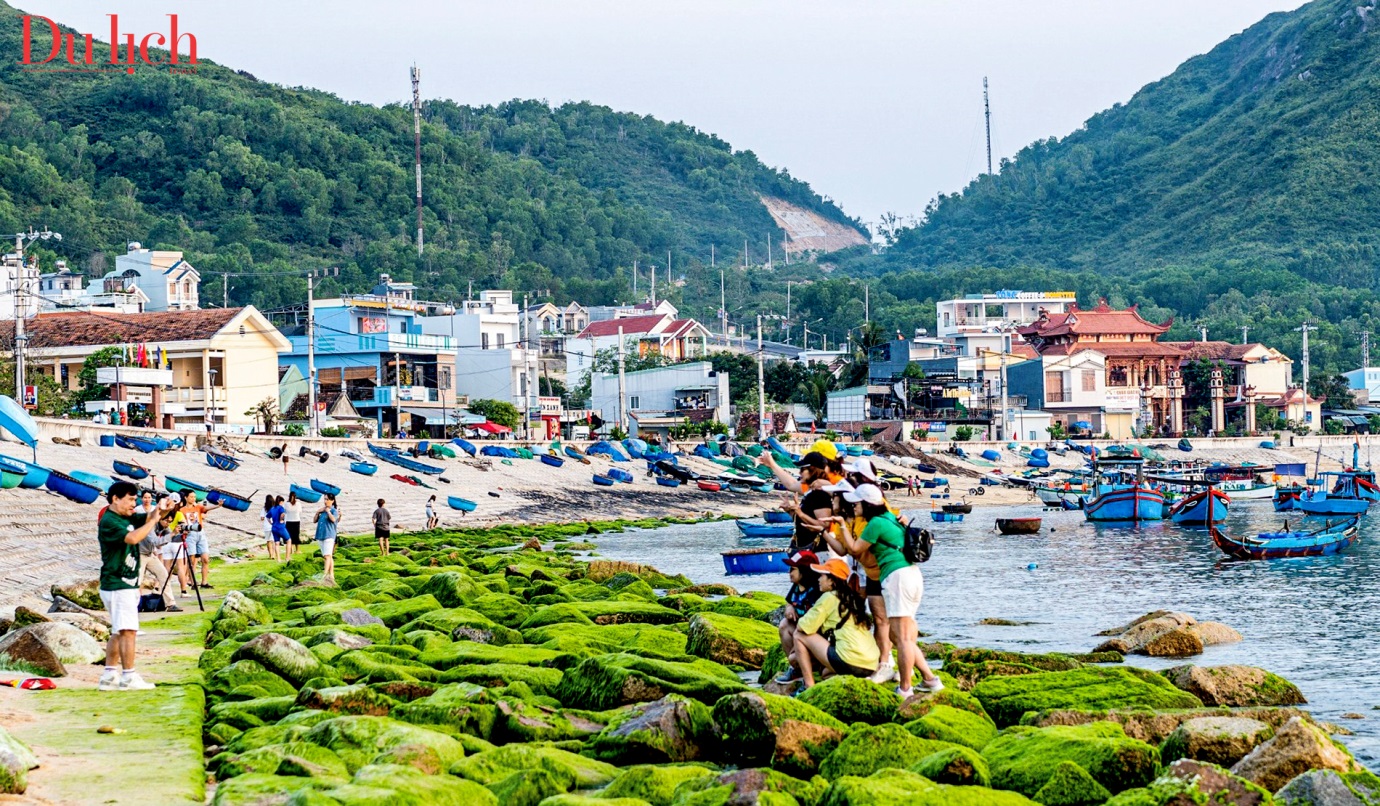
[294,685,398,717]
[904,704,998,750]
[232,633,330,688]
[1029,760,1112,806]
[349,577,417,601]
[299,599,367,627]
[973,667,1203,727]
[896,675,991,722]
[983,722,1160,797]
[524,600,685,629]
[797,676,902,726]
[209,659,298,699]
[418,641,564,670]
[684,612,780,670]
[709,595,784,621]
[521,603,596,630]
[1160,715,1273,767]
[818,768,1039,806]
[210,696,299,730]
[600,764,716,806]
[301,716,465,773]
[332,650,436,684]
[659,593,712,614]
[209,773,332,805]
[0,725,37,795]
[218,590,274,627]
[669,768,829,806]
[555,653,745,710]
[365,595,445,628]
[1161,664,1306,708]
[909,745,991,787]
[437,663,564,695]
[585,694,716,764]
[538,796,651,806]
[758,644,789,684]
[487,768,570,806]
[414,571,486,607]
[466,592,534,628]
[524,623,689,660]
[819,722,961,780]
[216,741,350,782]
[389,682,498,738]
[397,607,522,645]
[450,743,617,788]
[1105,759,1272,806]
[712,691,849,777]
[492,696,609,743]
[324,763,498,805]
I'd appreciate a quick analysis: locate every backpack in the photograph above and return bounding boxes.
[901,522,934,564]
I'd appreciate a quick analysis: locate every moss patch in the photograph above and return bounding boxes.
[972,667,1202,727]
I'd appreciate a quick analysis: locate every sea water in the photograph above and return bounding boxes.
[589,502,1380,764]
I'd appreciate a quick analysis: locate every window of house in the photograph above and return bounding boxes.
[497,334,505,349]
[482,333,490,350]
[1109,366,1128,386]
[1081,370,1097,392]
[630,396,640,409]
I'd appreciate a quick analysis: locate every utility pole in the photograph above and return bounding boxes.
[524,293,537,440]
[864,284,870,325]
[650,264,656,305]
[710,243,714,268]
[999,339,1009,442]
[667,249,672,289]
[983,76,993,175]
[632,259,637,298]
[616,325,627,436]
[1363,330,1372,370]
[1241,325,1250,345]
[223,273,229,308]
[306,272,317,437]
[783,232,790,266]
[1297,321,1319,392]
[786,282,792,345]
[757,315,766,440]
[8,228,61,403]
[744,238,749,269]
[766,235,772,270]
[719,270,727,338]
[411,65,424,256]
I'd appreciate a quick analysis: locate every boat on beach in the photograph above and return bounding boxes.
[112,459,149,480]
[115,434,158,453]
[204,449,241,471]
[45,469,102,504]
[448,496,477,512]
[592,474,616,487]
[697,480,723,492]
[350,461,378,476]
[1210,517,1360,560]
[310,479,342,497]
[540,453,565,468]
[164,476,208,495]
[721,546,789,575]
[655,476,681,488]
[0,457,27,488]
[290,483,322,503]
[3,457,49,489]
[206,488,253,512]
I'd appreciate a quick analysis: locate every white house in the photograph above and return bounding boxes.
[39,261,148,314]
[418,289,538,414]
[935,290,1077,339]
[102,242,201,311]
[566,314,711,387]
[590,361,729,437]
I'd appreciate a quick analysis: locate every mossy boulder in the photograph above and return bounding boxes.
[941,648,1084,689]
[797,676,902,725]
[1106,759,1271,806]
[332,650,436,684]
[537,796,652,806]
[521,603,597,630]
[365,595,445,628]
[466,592,534,628]
[437,663,564,695]
[1161,664,1306,707]
[488,768,571,806]
[711,691,849,777]
[524,623,689,660]
[555,653,745,710]
[210,696,299,730]
[709,594,785,621]
[1276,769,1380,806]
[209,773,333,805]
[208,659,298,699]
[910,745,992,787]
[659,593,712,614]
[398,607,522,645]
[669,768,829,806]
[0,725,37,795]
[301,715,465,773]
[231,633,329,688]
[568,600,685,626]
[819,722,962,780]
[450,743,617,789]
[1018,706,1311,746]
[982,722,1160,797]
[1228,715,1362,792]
[684,612,780,670]
[818,768,1038,805]
[417,641,564,670]
[972,667,1203,727]
[415,572,485,607]
[389,682,498,739]
[904,704,998,750]
[492,697,609,744]
[600,764,717,805]
[585,559,692,589]
[1029,760,1111,806]
[350,577,417,601]
[324,763,498,805]
[299,599,367,627]
[218,590,274,627]
[896,678,991,723]
[294,684,399,717]
[216,741,350,782]
[1160,716,1273,767]
[585,694,716,764]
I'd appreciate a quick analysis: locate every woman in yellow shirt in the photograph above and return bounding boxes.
[791,557,881,688]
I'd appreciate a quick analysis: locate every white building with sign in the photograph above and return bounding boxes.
[935,290,1077,339]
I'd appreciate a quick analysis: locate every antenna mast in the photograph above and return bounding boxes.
[411,65,424,256]
[983,76,993,175]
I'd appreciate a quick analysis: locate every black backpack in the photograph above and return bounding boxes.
[901,522,934,564]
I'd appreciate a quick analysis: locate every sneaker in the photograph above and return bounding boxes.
[167,605,184,612]
[97,671,120,691]
[868,661,895,684]
[199,582,213,589]
[119,672,156,691]
[919,678,945,693]
[895,686,915,699]
[774,668,802,684]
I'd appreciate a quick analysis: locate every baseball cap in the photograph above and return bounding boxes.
[820,478,855,494]
[844,458,879,483]
[797,451,829,470]
[843,483,885,506]
[808,439,840,461]
[809,557,852,581]
[783,550,819,568]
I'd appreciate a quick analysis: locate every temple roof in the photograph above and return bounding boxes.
[1018,300,1173,339]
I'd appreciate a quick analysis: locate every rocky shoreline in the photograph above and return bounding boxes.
[2,517,1374,805]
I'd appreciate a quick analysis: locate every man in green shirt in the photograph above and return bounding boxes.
[98,481,176,692]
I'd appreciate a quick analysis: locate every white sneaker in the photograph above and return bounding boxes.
[97,671,119,691]
[920,678,945,693]
[868,662,895,684]
[895,686,915,699]
[118,672,155,691]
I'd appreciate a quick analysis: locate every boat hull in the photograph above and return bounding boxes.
[447,496,477,512]
[205,452,241,471]
[45,470,101,504]
[697,480,722,492]
[206,489,252,512]
[736,521,794,538]
[115,435,157,453]
[655,477,681,488]
[1296,492,1370,517]
[1169,490,1230,526]
[350,461,378,476]
[721,547,790,575]
[1211,519,1360,560]
[1084,487,1166,522]
[931,511,964,523]
[290,484,322,503]
[607,468,634,484]
[164,476,208,495]
[763,510,792,524]
[309,479,342,497]
[997,517,1042,534]
[1273,487,1303,512]
[540,454,565,468]
[592,474,616,487]
[112,460,149,480]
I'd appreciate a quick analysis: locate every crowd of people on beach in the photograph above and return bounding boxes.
[762,439,944,698]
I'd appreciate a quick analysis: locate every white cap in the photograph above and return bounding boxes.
[820,478,855,494]
[843,483,885,506]
[844,458,880,483]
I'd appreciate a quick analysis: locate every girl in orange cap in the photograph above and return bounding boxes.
[790,557,880,688]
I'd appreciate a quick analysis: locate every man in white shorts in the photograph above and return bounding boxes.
[98,482,177,691]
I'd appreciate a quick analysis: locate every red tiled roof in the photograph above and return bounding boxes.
[1010,344,1038,360]
[1018,301,1171,338]
[575,314,668,339]
[0,308,243,349]
[663,318,706,338]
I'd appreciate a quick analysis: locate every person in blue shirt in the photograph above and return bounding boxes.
[314,493,339,583]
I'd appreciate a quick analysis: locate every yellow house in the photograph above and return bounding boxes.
[5,307,290,431]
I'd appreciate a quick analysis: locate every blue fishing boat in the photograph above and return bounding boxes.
[350,461,378,476]
[539,453,565,468]
[1168,488,1230,526]
[1083,458,1165,522]
[168,437,186,451]
[368,443,445,475]
[3,457,48,489]
[931,511,964,523]
[1272,462,1307,511]
[655,476,681,488]
[736,520,794,538]
[721,547,790,575]
[564,446,591,464]
[0,456,28,488]
[206,488,252,512]
[0,395,39,452]
[592,474,616,487]
[1296,489,1370,517]
[763,510,792,524]
[151,437,172,452]
[607,468,634,484]
[290,483,322,503]
[112,459,149,480]
[1211,517,1360,560]
[452,438,477,457]
[205,451,241,471]
[310,479,342,496]
[69,470,115,494]
[115,434,158,453]
[163,476,208,495]
[447,496,477,512]
[45,470,102,504]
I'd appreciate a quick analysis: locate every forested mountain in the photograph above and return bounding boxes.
[0,0,864,311]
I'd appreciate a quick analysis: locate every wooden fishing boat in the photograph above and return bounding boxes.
[290,483,322,503]
[204,450,241,471]
[763,510,792,524]
[996,517,1042,535]
[1297,487,1371,517]
[539,453,565,468]
[163,476,208,495]
[115,434,158,453]
[3,457,49,489]
[1084,458,1165,522]
[309,479,342,497]
[1210,517,1361,560]
[931,511,963,523]
[727,484,753,494]
[45,469,102,504]
[69,470,115,494]
[1168,488,1230,526]
[655,476,682,488]
[368,443,445,475]
[1273,484,1306,512]
[697,480,723,492]
[206,488,252,512]
[592,474,616,487]
[607,468,634,484]
[942,502,973,514]
[721,546,790,575]
[452,438,477,457]
[350,461,378,476]
[565,446,591,464]
[736,520,794,538]
[448,496,477,512]
[112,459,149,480]
[0,456,26,489]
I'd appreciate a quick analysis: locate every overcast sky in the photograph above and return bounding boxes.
[22,0,1308,227]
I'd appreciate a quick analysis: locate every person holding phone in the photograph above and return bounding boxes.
[314,493,339,583]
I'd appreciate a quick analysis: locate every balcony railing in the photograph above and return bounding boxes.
[1045,391,1072,403]
[353,386,442,406]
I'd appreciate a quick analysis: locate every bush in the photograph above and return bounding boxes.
[320,426,347,438]
[954,425,975,442]
[282,423,306,436]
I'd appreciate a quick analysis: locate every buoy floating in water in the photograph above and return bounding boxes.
[1027,562,1038,570]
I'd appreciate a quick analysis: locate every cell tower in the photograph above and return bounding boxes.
[411,65,424,256]
[983,77,993,175]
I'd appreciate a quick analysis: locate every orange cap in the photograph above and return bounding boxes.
[810,557,851,581]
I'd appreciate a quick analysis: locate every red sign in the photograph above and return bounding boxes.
[22,385,36,409]
[359,316,388,334]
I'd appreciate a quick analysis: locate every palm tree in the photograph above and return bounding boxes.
[796,367,837,423]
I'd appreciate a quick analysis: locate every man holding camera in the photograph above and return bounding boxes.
[98,481,178,691]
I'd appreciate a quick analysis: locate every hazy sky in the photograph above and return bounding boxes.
[22,1,1308,227]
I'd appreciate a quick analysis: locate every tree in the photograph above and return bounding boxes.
[75,346,125,406]
[245,397,280,434]
[468,398,521,429]
[765,361,809,404]
[796,366,837,422]
[539,376,566,399]
[706,351,758,402]
[1308,373,1355,410]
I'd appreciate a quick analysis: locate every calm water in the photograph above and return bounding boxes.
[589,502,1380,764]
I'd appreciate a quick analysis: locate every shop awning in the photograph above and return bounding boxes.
[475,421,512,434]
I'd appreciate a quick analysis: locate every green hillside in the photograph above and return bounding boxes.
[0,1,863,311]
